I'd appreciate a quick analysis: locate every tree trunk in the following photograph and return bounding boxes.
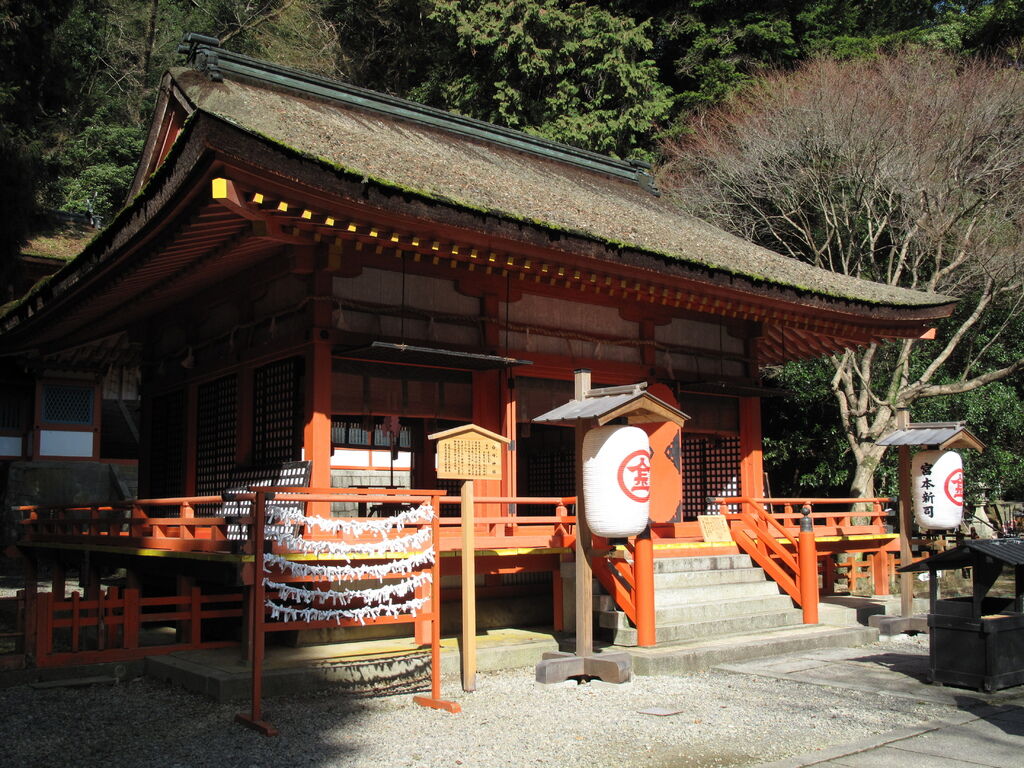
[849,442,887,500]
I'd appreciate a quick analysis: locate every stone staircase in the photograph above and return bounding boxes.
[592,553,878,671]
[596,553,803,646]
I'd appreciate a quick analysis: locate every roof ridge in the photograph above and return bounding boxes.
[177,32,660,196]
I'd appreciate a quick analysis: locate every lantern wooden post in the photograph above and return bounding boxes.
[428,424,510,692]
[898,443,915,619]
[873,414,985,636]
[236,490,278,737]
[533,369,688,685]
[573,371,594,657]
[460,478,476,690]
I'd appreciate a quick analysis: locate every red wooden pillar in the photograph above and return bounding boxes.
[798,513,819,624]
[467,370,502,606]
[502,375,517,500]
[634,528,656,646]
[304,332,333,516]
[822,555,836,595]
[306,256,334,515]
[471,370,503,501]
[739,397,765,499]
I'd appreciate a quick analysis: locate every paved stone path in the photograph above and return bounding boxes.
[733,647,1024,767]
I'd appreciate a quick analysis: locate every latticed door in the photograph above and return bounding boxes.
[681,435,741,519]
[195,375,238,508]
[253,357,304,465]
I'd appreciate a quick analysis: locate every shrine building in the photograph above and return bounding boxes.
[0,36,957,668]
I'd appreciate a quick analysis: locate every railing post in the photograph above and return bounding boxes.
[190,586,202,647]
[22,558,37,665]
[871,550,890,596]
[634,526,656,647]
[798,505,819,624]
[36,591,52,662]
[123,588,140,649]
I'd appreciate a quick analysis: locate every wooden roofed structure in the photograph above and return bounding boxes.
[0,35,958,671]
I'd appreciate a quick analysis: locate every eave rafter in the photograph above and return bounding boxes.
[209,175,940,365]
[3,154,943,369]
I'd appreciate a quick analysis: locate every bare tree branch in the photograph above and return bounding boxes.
[662,51,1024,497]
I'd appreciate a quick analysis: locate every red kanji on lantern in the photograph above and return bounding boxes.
[945,468,964,506]
[618,450,652,503]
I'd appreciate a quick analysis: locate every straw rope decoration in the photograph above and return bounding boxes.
[262,503,435,625]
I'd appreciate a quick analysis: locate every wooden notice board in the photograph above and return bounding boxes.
[697,514,731,543]
[427,424,509,692]
[434,428,506,480]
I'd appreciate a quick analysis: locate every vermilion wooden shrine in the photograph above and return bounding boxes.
[0,36,957,673]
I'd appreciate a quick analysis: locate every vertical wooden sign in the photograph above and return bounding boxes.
[428,424,510,692]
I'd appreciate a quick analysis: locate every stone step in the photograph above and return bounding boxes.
[593,578,782,613]
[657,579,782,605]
[604,606,804,646]
[628,625,879,676]
[601,593,796,630]
[145,628,559,702]
[578,554,754,579]
[654,566,770,590]
[651,554,753,574]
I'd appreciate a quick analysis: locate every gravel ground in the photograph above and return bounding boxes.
[0,636,955,768]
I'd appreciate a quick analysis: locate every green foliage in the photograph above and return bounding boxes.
[0,0,80,278]
[10,0,1023,244]
[47,116,145,220]
[411,1,673,157]
[762,359,852,496]
[916,380,1024,502]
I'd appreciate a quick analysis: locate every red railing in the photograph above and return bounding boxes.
[14,492,659,648]
[590,530,656,645]
[15,495,579,553]
[715,496,896,621]
[33,586,242,668]
[715,497,892,534]
[719,498,808,614]
[19,493,894,647]
[0,595,25,670]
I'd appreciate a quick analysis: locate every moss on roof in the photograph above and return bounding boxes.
[21,221,96,262]
[175,67,952,309]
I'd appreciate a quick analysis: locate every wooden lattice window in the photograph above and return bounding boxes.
[681,435,741,520]
[195,375,238,504]
[41,384,94,425]
[517,426,575,500]
[253,357,304,465]
[149,389,186,497]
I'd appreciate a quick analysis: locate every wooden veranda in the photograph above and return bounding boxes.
[3,489,901,671]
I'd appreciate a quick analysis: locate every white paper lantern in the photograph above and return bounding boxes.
[582,425,651,537]
[912,450,964,530]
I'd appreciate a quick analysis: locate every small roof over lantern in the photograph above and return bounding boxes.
[877,420,985,453]
[533,372,689,428]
